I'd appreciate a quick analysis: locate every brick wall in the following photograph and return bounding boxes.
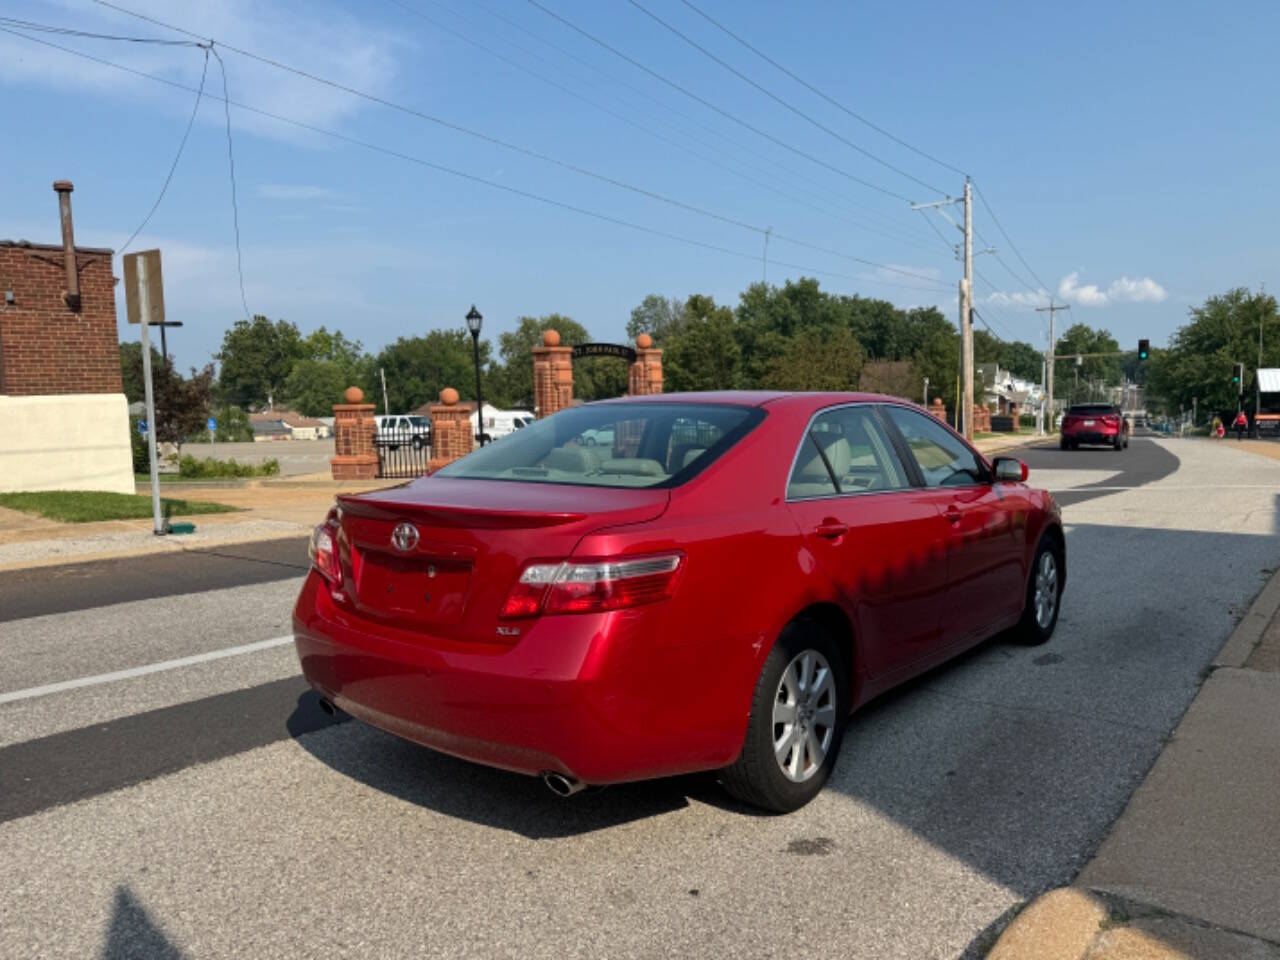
[428,388,474,472]
[0,242,122,396]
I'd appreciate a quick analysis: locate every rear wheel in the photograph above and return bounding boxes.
[1059,437,1069,451]
[720,620,848,813]
[1012,535,1063,645]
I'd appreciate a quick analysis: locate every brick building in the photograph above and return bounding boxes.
[0,181,133,493]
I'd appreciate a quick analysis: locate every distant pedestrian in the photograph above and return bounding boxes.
[1212,416,1224,440]
[1233,411,1249,441]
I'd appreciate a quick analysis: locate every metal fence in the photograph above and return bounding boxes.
[373,426,431,479]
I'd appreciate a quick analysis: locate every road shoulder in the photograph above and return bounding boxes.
[988,566,1280,958]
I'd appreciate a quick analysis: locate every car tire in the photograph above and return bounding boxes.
[720,619,848,813]
[1012,534,1063,646]
[1059,438,1069,451]
[412,435,427,452]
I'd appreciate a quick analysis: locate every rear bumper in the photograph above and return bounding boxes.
[292,573,739,784]
[1063,429,1121,444]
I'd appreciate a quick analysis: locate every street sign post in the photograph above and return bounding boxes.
[207,417,217,455]
[124,250,166,536]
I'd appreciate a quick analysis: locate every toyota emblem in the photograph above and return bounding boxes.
[391,522,420,553]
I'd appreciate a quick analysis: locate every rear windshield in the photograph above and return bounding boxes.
[433,402,763,488]
[1068,404,1118,415]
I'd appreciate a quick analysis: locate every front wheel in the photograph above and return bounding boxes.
[1012,535,1063,645]
[720,620,848,813]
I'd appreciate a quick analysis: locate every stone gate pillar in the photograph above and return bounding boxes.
[628,333,663,396]
[428,388,474,473]
[532,329,573,418]
[928,397,946,421]
[330,386,378,480]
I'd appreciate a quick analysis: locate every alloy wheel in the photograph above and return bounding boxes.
[1035,551,1059,629]
[772,650,837,783]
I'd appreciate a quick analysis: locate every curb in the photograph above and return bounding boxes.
[1214,565,1280,668]
[986,887,1280,959]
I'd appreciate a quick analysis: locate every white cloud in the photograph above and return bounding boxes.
[0,0,408,141]
[1058,271,1168,306]
[256,184,338,200]
[984,289,1047,308]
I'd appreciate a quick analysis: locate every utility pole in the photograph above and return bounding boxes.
[1258,282,1266,437]
[379,367,390,416]
[960,178,974,439]
[1036,302,1071,430]
[912,180,975,438]
[762,226,772,285]
[923,376,929,408]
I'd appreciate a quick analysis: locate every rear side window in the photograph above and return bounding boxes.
[788,406,908,499]
[434,402,763,488]
[883,406,987,488]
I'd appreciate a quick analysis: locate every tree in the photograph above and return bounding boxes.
[372,329,492,414]
[761,325,865,391]
[215,315,305,408]
[121,348,212,449]
[664,294,740,391]
[1053,323,1122,404]
[626,294,685,344]
[1146,287,1280,416]
[285,359,350,417]
[119,342,164,404]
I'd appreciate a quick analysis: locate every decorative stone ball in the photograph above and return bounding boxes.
[440,387,459,406]
[343,386,364,404]
[636,333,653,349]
[542,329,561,347]
[933,397,942,405]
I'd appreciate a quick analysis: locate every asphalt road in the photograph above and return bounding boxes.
[2,437,1278,959]
[186,438,335,476]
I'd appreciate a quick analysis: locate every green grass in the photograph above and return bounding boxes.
[0,491,239,524]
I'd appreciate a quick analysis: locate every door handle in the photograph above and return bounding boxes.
[944,506,963,524]
[814,521,849,539]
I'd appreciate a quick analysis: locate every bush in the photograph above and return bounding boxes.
[176,455,281,479]
[129,418,149,473]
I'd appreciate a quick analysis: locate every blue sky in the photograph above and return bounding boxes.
[3,0,1278,374]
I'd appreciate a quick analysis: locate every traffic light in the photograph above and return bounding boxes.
[1233,363,1244,393]
[1138,338,1149,361]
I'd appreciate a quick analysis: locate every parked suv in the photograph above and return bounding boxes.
[1060,403,1129,450]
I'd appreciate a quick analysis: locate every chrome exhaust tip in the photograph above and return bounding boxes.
[541,771,586,798]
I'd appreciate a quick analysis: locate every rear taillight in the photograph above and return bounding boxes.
[309,522,343,586]
[501,553,683,618]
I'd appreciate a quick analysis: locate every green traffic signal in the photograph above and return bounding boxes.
[1137,338,1150,361]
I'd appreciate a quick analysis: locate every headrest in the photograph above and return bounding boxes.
[599,458,667,477]
[542,446,594,474]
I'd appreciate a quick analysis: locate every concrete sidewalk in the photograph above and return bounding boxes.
[989,570,1280,958]
[0,475,391,572]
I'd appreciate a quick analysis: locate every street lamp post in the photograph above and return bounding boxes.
[465,305,485,447]
[922,376,929,408]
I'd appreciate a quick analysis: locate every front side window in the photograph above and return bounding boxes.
[787,406,909,499]
[434,402,762,488]
[883,406,987,488]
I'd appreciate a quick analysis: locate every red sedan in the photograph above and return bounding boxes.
[294,392,1064,812]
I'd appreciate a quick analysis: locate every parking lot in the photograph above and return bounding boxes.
[3,437,1279,958]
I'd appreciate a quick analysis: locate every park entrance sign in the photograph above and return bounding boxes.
[571,342,637,363]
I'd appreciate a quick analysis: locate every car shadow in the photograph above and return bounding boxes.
[288,693,762,839]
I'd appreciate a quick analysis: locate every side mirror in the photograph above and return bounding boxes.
[993,457,1028,483]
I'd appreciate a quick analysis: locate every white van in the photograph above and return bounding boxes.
[470,405,535,442]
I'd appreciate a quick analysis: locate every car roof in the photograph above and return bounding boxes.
[591,390,918,410]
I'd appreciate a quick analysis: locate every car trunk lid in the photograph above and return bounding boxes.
[336,478,669,640]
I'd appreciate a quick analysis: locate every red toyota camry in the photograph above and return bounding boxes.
[294,392,1064,812]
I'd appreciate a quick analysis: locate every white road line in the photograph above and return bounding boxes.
[0,635,295,706]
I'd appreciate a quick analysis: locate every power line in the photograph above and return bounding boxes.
[210,45,251,322]
[120,45,210,254]
[0,25,953,297]
[82,2,953,287]
[0,15,201,46]
[972,181,1055,299]
[523,0,919,204]
[625,0,947,197]
[383,0,941,254]
[676,0,970,180]
[426,0,938,241]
